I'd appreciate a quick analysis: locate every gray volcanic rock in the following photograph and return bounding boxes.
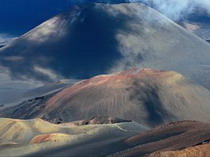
[0,3,210,89]
[2,68,210,128]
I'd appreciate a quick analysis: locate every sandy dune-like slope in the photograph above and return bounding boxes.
[2,68,210,128]
[0,3,210,89]
[0,117,147,157]
[25,121,210,157]
[1,118,210,157]
[0,116,210,157]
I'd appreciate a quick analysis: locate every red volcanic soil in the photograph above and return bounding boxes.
[42,68,210,126]
[2,68,210,128]
[31,134,52,144]
[46,68,164,105]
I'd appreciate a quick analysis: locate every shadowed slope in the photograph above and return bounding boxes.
[2,68,210,128]
[109,121,210,157]
[1,3,210,89]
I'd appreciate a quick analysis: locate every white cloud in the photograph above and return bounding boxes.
[129,0,210,20]
[34,66,60,80]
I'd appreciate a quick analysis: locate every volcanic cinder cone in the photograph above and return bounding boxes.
[0,3,210,89]
[2,68,210,128]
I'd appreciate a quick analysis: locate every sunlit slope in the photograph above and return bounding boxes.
[26,121,210,157]
[0,117,147,157]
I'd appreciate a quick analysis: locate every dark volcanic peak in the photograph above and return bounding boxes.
[0,3,210,89]
[2,68,210,128]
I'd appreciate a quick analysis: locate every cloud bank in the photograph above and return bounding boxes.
[129,0,210,20]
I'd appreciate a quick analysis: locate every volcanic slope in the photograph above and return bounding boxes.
[148,144,210,157]
[1,118,210,157]
[0,117,147,157]
[28,121,210,157]
[2,68,210,128]
[109,121,210,157]
[1,3,210,88]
